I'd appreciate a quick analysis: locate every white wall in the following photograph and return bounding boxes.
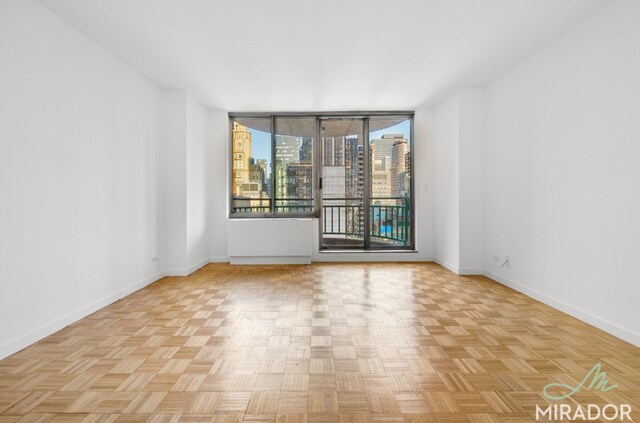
[157,92,187,272]
[229,219,314,264]
[431,90,484,274]
[433,95,461,270]
[413,107,436,261]
[209,110,229,262]
[0,0,162,358]
[458,90,484,273]
[157,91,212,274]
[483,0,640,345]
[186,94,211,268]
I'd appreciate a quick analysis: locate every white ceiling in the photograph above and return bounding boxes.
[38,0,611,111]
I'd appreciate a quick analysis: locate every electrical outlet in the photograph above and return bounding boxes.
[151,256,158,264]
[492,255,500,263]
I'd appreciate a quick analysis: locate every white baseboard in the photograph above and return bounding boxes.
[163,258,210,277]
[483,270,640,347]
[434,257,459,274]
[315,251,431,263]
[434,258,482,276]
[209,256,229,263]
[210,255,433,264]
[0,271,164,360]
[230,256,311,265]
[458,267,483,275]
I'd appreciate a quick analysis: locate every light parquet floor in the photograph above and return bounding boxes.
[0,262,638,422]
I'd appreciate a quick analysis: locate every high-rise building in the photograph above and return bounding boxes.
[404,152,411,178]
[323,137,345,166]
[256,159,268,187]
[264,176,272,198]
[274,135,314,210]
[284,164,313,200]
[372,170,391,198]
[232,122,252,196]
[403,152,411,196]
[322,136,349,234]
[231,123,271,211]
[344,136,360,199]
[371,134,403,171]
[343,138,369,236]
[370,141,392,201]
[391,138,408,196]
[300,137,313,163]
[275,135,300,165]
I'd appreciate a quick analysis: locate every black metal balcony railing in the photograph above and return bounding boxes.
[232,197,410,245]
[231,198,312,213]
[323,197,410,245]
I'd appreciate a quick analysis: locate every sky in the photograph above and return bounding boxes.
[250,129,272,167]
[369,120,411,142]
[249,119,411,169]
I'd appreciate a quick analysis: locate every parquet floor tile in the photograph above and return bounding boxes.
[1,263,638,422]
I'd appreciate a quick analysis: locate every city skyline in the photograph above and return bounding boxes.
[232,120,411,206]
[247,120,411,170]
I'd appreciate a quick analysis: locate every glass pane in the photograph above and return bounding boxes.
[274,117,314,213]
[231,118,272,214]
[368,118,412,247]
[321,119,365,249]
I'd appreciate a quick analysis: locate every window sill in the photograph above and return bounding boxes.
[229,214,317,219]
[318,249,417,254]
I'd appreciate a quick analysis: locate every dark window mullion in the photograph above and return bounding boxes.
[363,118,371,249]
[270,115,276,215]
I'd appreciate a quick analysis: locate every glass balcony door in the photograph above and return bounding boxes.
[368,117,412,248]
[319,119,366,249]
[319,116,413,250]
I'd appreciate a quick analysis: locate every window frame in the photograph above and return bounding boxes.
[228,112,415,240]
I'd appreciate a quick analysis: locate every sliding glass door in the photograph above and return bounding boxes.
[368,117,412,248]
[319,116,413,250]
[320,119,365,249]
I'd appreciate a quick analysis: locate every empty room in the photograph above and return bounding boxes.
[0,0,639,421]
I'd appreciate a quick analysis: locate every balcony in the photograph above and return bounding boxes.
[231,197,410,246]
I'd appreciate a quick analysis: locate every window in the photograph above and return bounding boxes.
[230,116,315,216]
[230,117,272,213]
[368,118,412,248]
[229,113,414,250]
[274,117,314,213]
